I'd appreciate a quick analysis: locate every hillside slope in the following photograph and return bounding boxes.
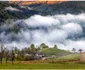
[29,1,85,15]
[0,2,39,22]
[0,1,85,22]
[56,53,82,61]
[39,48,71,57]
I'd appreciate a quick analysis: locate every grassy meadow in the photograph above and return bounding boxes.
[0,53,85,69]
[0,61,85,69]
[56,53,82,61]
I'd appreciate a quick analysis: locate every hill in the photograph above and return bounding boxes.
[0,2,39,22]
[38,48,71,57]
[29,1,85,15]
[56,53,82,61]
[1,1,85,22]
[9,1,65,5]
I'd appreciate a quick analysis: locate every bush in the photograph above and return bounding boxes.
[15,55,23,61]
[24,55,34,61]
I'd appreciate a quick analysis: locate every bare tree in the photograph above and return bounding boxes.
[5,49,9,64]
[11,47,15,65]
[0,43,6,64]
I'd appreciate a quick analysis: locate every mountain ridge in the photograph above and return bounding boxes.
[9,1,66,5]
[0,1,85,23]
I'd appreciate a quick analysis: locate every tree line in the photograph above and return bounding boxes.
[0,43,58,64]
[72,48,83,53]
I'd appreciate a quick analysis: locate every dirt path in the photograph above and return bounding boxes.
[80,52,85,61]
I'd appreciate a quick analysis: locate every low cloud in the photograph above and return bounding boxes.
[62,23,83,36]
[0,13,85,51]
[5,6,21,12]
[24,15,60,27]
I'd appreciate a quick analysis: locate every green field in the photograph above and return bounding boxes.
[0,53,84,69]
[0,61,85,69]
[39,48,71,57]
[56,53,82,61]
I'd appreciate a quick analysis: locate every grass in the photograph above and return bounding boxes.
[56,53,82,61]
[0,61,85,69]
[39,48,71,57]
[0,53,83,69]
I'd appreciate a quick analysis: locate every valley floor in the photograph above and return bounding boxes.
[0,53,85,69]
[0,61,85,69]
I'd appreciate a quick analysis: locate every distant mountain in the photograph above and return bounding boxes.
[0,1,85,22]
[9,1,65,5]
[29,1,85,15]
[0,2,39,22]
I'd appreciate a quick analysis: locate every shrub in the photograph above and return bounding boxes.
[24,55,34,61]
[15,55,23,61]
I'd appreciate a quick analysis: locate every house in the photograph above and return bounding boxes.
[34,52,45,60]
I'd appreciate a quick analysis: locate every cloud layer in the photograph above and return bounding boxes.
[0,13,85,51]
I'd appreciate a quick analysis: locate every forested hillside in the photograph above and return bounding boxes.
[0,2,38,22]
[0,1,85,22]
